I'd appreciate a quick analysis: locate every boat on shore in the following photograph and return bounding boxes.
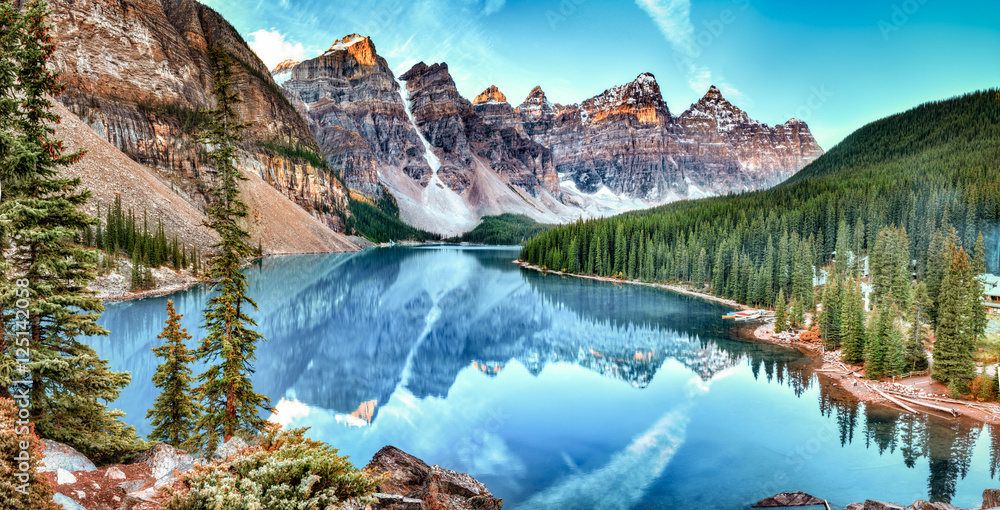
[722,310,769,321]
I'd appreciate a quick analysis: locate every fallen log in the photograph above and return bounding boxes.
[866,382,917,413]
[888,393,958,417]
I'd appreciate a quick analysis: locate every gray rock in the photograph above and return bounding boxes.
[56,467,77,485]
[864,501,907,510]
[128,487,159,503]
[105,466,126,480]
[370,493,426,510]
[909,501,959,510]
[52,493,87,510]
[429,464,490,499]
[117,479,150,494]
[211,436,248,462]
[128,443,198,480]
[365,446,502,510]
[40,439,96,473]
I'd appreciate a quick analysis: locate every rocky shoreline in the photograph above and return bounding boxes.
[40,438,501,510]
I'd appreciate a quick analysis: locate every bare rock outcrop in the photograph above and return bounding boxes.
[47,0,351,232]
[366,445,503,510]
[510,76,824,201]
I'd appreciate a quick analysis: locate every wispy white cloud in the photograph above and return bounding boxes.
[246,29,313,70]
[634,0,696,56]
[634,0,742,99]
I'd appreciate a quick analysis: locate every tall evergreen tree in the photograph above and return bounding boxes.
[866,306,891,379]
[818,277,842,350]
[972,232,989,345]
[840,280,867,365]
[0,0,25,399]
[790,296,804,329]
[933,245,977,385]
[774,289,788,333]
[193,46,272,453]
[0,0,142,463]
[905,282,930,372]
[147,300,201,448]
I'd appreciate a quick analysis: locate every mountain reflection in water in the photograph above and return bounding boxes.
[85,246,1000,509]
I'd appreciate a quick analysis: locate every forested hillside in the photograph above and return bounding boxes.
[346,193,438,243]
[451,214,553,245]
[520,89,1000,388]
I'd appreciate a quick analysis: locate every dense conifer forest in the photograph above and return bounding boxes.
[346,192,438,243]
[450,214,552,245]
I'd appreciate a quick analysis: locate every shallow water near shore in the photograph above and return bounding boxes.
[84,246,1000,509]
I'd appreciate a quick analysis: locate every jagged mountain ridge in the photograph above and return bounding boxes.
[46,0,355,244]
[276,36,576,236]
[475,76,824,201]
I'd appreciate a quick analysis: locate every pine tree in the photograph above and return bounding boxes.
[933,245,977,385]
[130,246,143,291]
[147,300,201,448]
[0,0,142,463]
[885,307,907,377]
[905,282,930,372]
[0,0,25,400]
[193,46,272,453]
[790,296,804,329]
[774,289,788,333]
[971,232,988,344]
[866,306,890,379]
[819,277,842,349]
[841,280,867,365]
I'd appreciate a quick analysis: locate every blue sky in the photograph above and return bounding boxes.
[204,0,1000,150]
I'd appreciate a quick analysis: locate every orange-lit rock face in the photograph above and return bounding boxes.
[272,59,300,74]
[473,85,508,105]
[320,34,378,66]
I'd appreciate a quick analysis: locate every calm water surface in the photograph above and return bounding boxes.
[84,246,1000,509]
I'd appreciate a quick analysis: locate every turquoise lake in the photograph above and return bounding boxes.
[84,246,1000,509]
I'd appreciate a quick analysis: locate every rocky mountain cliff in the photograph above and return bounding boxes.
[500,76,824,201]
[276,35,573,236]
[507,76,823,201]
[46,0,352,235]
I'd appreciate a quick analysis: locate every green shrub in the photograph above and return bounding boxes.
[947,379,970,399]
[164,426,382,510]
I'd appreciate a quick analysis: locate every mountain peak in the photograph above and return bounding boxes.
[271,59,299,74]
[635,72,657,85]
[705,85,722,99]
[322,34,377,65]
[473,85,507,105]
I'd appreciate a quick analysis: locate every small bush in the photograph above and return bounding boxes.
[0,398,60,509]
[164,425,382,510]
